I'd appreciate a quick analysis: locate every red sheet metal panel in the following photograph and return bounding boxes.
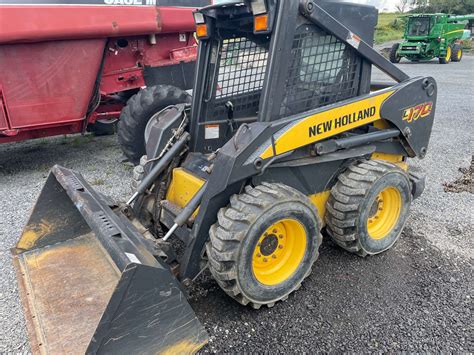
[0,6,197,44]
[0,39,105,129]
[0,89,9,130]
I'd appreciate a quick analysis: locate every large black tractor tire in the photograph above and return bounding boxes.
[451,44,463,62]
[439,45,452,64]
[118,85,191,165]
[389,43,402,63]
[206,182,322,309]
[325,160,412,257]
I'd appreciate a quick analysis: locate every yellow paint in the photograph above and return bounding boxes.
[308,190,331,224]
[160,339,208,355]
[17,219,54,251]
[367,187,402,240]
[166,168,206,218]
[445,46,452,61]
[260,91,395,159]
[373,119,390,130]
[371,153,408,171]
[252,218,307,286]
[444,29,464,36]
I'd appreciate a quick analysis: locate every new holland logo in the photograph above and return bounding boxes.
[402,102,433,123]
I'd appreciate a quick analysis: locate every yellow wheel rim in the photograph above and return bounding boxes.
[367,187,402,240]
[252,218,307,286]
[457,49,462,60]
[446,47,451,61]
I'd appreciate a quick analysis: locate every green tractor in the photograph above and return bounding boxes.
[390,13,474,64]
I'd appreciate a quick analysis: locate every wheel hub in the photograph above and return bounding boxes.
[259,234,279,256]
[367,187,402,240]
[252,219,307,286]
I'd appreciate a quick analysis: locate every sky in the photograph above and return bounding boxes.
[213,0,417,13]
[347,0,417,12]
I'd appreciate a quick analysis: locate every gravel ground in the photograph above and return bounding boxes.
[0,56,472,353]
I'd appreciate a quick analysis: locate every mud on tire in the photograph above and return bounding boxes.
[206,182,322,309]
[325,160,412,257]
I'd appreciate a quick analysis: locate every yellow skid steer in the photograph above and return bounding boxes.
[12,0,437,353]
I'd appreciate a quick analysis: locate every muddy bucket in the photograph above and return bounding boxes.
[12,165,207,354]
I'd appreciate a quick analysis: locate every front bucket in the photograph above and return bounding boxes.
[12,165,208,354]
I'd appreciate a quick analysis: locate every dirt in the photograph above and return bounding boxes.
[192,229,472,353]
[443,156,473,194]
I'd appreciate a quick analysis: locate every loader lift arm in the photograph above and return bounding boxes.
[13,0,437,353]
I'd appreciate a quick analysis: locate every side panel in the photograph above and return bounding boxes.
[0,6,201,44]
[100,34,197,94]
[0,39,105,129]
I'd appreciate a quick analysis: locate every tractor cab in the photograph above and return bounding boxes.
[406,15,433,38]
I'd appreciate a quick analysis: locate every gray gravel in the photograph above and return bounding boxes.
[1,56,473,353]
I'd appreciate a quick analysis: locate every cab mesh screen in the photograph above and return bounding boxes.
[212,37,268,119]
[280,25,361,117]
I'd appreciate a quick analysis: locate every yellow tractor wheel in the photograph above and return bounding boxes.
[451,44,463,62]
[439,45,452,64]
[325,160,411,256]
[206,182,322,309]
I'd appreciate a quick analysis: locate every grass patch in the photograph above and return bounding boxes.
[375,13,406,45]
[91,178,105,186]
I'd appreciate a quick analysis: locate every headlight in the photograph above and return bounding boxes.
[193,12,205,25]
[250,0,267,15]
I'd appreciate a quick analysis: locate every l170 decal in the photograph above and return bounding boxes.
[402,102,433,123]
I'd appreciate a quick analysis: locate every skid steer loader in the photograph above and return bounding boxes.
[12,0,437,353]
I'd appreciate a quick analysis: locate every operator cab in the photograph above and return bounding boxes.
[407,16,432,37]
[189,0,378,153]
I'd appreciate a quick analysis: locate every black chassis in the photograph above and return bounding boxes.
[142,0,437,281]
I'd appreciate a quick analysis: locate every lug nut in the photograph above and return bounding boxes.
[278,245,283,249]
[273,229,278,234]
[272,255,277,259]
[263,258,268,262]
[279,234,283,239]
[257,253,261,257]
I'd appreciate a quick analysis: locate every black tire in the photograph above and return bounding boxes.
[87,120,117,136]
[206,182,322,309]
[439,45,452,64]
[118,85,191,165]
[325,160,412,257]
[389,43,401,63]
[451,44,463,62]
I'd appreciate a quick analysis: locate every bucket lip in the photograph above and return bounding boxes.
[12,165,209,354]
[12,256,43,354]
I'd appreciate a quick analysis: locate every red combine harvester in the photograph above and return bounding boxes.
[0,0,209,164]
